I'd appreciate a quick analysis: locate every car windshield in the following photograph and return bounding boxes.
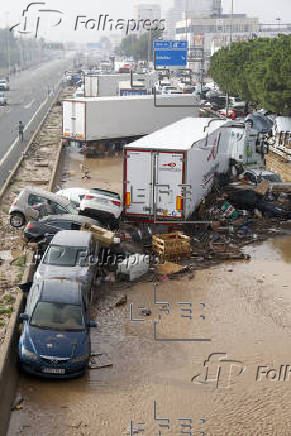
[43,245,87,267]
[30,302,85,330]
[263,174,282,183]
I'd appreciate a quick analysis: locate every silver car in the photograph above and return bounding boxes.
[9,187,77,228]
[34,230,99,299]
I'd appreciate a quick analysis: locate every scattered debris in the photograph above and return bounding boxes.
[155,262,184,275]
[152,233,191,260]
[11,395,24,411]
[89,353,113,369]
[117,254,149,281]
[114,294,127,306]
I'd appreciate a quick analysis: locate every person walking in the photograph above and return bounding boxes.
[18,121,24,142]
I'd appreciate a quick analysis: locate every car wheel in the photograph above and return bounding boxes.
[10,212,25,228]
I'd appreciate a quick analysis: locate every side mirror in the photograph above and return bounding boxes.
[19,282,33,293]
[88,320,96,328]
[19,313,29,321]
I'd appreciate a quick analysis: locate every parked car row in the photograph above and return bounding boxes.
[18,228,100,378]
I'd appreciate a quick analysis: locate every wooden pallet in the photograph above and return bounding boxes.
[152,233,191,259]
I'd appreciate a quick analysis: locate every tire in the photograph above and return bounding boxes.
[10,212,25,228]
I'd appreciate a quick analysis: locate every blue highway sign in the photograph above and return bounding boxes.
[153,40,188,67]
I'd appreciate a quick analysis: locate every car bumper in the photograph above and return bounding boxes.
[21,361,87,379]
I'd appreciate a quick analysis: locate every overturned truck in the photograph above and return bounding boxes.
[123,118,267,224]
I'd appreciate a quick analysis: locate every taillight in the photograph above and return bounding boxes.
[176,196,182,211]
[26,223,34,229]
[112,200,121,207]
[85,195,94,200]
[125,192,131,207]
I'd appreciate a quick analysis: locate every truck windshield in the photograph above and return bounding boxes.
[43,245,87,267]
[30,302,85,330]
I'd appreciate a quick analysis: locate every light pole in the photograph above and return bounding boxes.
[147,7,154,68]
[5,12,11,77]
[226,0,234,117]
[230,0,234,45]
[276,17,281,34]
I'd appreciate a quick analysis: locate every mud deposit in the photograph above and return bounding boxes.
[7,150,291,436]
[8,234,291,436]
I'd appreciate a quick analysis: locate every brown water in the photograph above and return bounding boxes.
[7,152,291,436]
[7,235,291,436]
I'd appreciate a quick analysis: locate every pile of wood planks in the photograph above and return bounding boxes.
[152,233,191,259]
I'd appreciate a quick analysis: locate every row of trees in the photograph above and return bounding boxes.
[209,34,291,115]
[0,29,44,74]
[115,30,163,62]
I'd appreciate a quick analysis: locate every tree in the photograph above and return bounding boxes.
[209,35,291,115]
[116,30,163,62]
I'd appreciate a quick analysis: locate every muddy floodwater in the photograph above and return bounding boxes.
[8,150,291,435]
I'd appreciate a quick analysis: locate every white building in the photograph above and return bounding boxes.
[134,4,162,33]
[165,0,222,39]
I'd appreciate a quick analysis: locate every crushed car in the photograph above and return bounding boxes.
[9,187,78,228]
[57,187,121,229]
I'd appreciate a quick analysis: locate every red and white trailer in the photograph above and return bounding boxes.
[123,118,228,223]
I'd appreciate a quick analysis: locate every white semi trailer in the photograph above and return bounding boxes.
[62,95,200,153]
[84,72,158,97]
[123,118,266,223]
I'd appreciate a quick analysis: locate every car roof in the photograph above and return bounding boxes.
[59,187,114,201]
[58,187,92,195]
[50,230,92,246]
[20,187,70,206]
[39,214,97,224]
[38,280,82,304]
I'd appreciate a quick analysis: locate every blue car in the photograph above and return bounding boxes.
[18,279,96,378]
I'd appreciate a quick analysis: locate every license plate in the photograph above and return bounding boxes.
[42,368,66,374]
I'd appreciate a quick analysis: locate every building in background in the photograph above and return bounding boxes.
[176,13,259,77]
[165,0,222,39]
[134,3,161,33]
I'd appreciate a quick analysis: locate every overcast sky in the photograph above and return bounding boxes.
[1,0,291,42]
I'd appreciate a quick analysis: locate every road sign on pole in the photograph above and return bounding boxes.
[153,40,188,67]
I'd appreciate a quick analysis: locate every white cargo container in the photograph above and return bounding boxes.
[123,118,228,223]
[62,95,199,143]
[84,72,158,97]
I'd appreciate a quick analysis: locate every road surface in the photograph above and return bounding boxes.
[0,56,72,189]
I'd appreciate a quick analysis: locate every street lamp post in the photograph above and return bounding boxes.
[230,0,234,45]
[226,0,234,117]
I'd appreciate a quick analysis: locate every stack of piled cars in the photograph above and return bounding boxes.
[10,186,118,378]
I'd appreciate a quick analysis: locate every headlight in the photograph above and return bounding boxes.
[22,347,38,360]
[71,354,89,363]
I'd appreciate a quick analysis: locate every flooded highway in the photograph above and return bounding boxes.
[8,150,291,436]
[8,242,291,434]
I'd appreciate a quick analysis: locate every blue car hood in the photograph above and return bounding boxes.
[24,325,88,358]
